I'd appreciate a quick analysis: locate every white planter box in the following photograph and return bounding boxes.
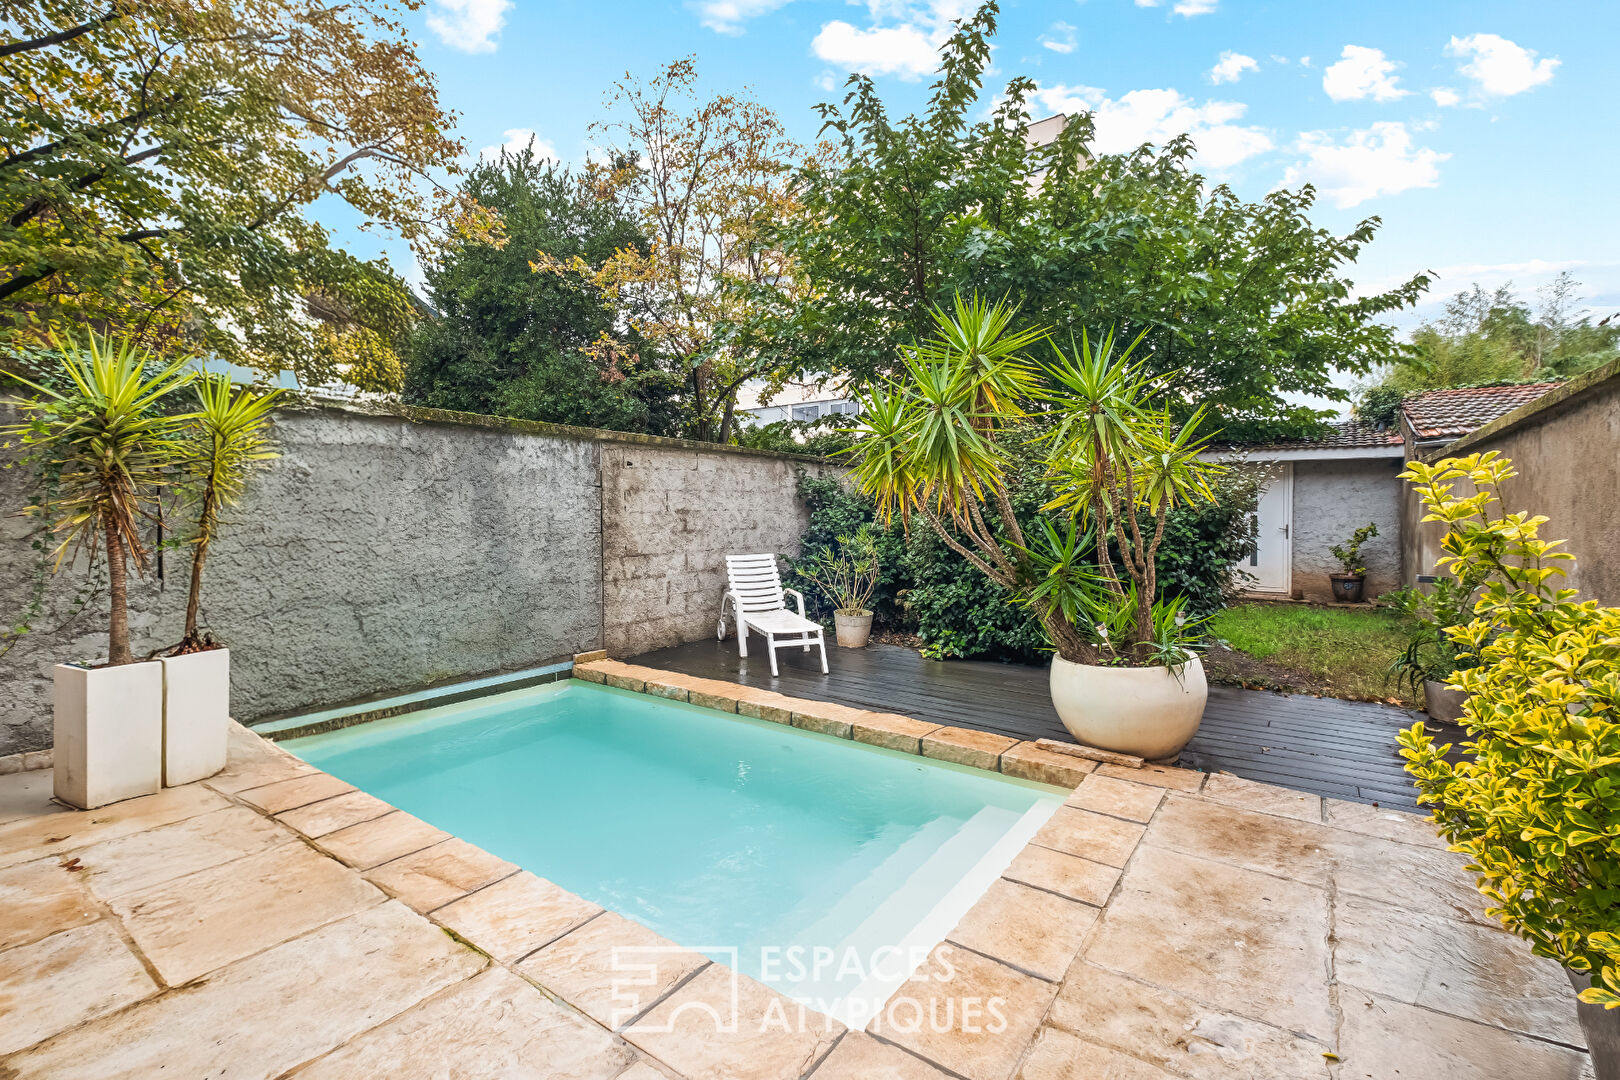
[161,648,230,787]
[53,661,164,809]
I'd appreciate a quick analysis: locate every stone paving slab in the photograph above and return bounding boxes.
[1084,845,1336,1042]
[313,808,451,870]
[433,870,602,963]
[946,878,1098,981]
[1,901,484,1080]
[364,836,518,913]
[624,964,844,1080]
[1046,962,1334,1079]
[811,1032,955,1078]
[1000,845,1120,908]
[0,782,227,869]
[77,804,291,899]
[108,839,384,986]
[1336,984,1594,1080]
[1064,774,1165,824]
[0,855,100,951]
[870,945,1058,1080]
[517,910,711,1030]
[0,921,157,1056]
[293,967,638,1079]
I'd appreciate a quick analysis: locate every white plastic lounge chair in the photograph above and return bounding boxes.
[718,553,828,677]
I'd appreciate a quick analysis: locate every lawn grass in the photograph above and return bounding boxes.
[1205,602,1415,704]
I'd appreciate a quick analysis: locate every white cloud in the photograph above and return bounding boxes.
[1321,45,1408,103]
[1446,33,1559,97]
[1210,51,1258,85]
[1040,21,1076,54]
[1282,121,1448,207]
[1299,55,1312,67]
[1135,0,1218,15]
[811,0,977,81]
[425,0,511,53]
[690,0,793,35]
[1033,84,1273,170]
[1429,87,1461,107]
[478,128,557,163]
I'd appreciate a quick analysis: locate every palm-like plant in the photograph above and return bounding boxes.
[178,375,284,647]
[2,335,196,666]
[847,295,1226,666]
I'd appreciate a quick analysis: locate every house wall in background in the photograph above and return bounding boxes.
[1405,359,1620,604]
[1290,458,1405,602]
[0,400,825,756]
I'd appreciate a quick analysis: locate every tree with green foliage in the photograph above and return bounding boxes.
[783,2,1429,442]
[403,146,681,434]
[0,0,496,390]
[1377,273,1619,393]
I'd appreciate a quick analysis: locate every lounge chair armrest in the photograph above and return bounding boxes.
[784,588,806,617]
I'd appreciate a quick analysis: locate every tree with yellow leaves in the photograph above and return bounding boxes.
[0,0,499,391]
[535,58,803,442]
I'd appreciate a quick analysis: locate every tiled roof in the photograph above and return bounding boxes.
[1229,419,1403,453]
[1401,382,1560,440]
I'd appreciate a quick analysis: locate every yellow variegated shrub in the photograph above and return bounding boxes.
[1399,453,1620,1007]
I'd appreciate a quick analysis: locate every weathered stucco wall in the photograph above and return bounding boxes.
[601,446,816,656]
[1406,361,1620,603]
[1291,458,1404,602]
[0,399,824,755]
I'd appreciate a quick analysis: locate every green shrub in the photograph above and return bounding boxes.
[786,459,1259,663]
[1398,452,1620,1008]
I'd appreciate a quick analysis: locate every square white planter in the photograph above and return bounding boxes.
[53,661,164,809]
[160,648,230,787]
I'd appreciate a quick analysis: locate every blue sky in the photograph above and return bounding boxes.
[333,0,1619,335]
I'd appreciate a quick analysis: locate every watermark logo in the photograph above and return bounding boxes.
[609,943,1007,1035]
[612,945,739,1031]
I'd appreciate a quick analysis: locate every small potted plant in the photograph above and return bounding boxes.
[3,334,195,809]
[1328,522,1379,603]
[1386,570,1486,721]
[798,525,881,647]
[1399,452,1620,1069]
[160,374,282,786]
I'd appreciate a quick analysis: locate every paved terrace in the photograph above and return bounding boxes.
[0,666,1590,1080]
[632,639,1443,811]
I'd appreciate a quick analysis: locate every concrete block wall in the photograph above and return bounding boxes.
[0,399,825,755]
[1290,458,1405,602]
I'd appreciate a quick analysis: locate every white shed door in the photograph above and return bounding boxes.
[1249,464,1293,594]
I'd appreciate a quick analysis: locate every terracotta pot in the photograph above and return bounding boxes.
[1329,573,1366,603]
[1423,678,1467,725]
[834,610,873,648]
[53,661,163,809]
[1049,655,1208,761]
[161,647,230,787]
[1568,968,1620,1080]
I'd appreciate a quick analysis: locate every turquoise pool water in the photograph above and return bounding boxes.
[282,680,1062,1022]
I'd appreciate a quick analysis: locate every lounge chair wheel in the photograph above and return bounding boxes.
[716,620,725,640]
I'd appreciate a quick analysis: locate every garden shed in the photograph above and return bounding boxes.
[1214,381,1564,602]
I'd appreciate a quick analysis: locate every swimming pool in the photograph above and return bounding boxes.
[282,679,1063,1025]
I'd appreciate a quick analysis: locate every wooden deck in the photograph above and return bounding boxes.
[630,639,1447,812]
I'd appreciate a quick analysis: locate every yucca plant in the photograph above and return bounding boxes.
[176,374,284,649]
[846,293,1226,667]
[2,334,196,666]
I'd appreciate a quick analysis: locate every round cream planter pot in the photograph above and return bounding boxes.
[1048,654,1209,761]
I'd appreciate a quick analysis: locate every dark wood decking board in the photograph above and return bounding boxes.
[629,638,1441,811]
